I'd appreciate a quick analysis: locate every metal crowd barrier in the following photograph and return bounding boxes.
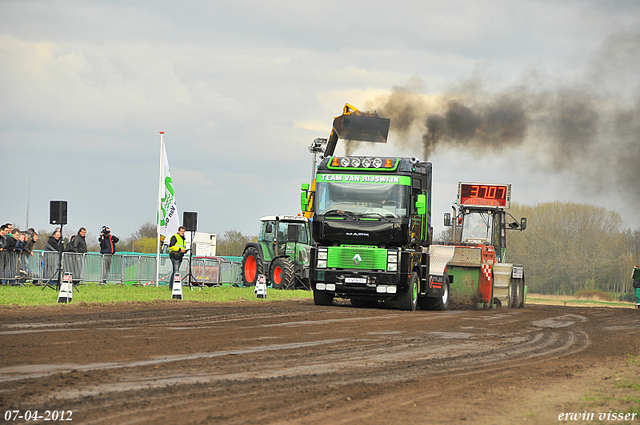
[189,256,243,286]
[0,250,243,287]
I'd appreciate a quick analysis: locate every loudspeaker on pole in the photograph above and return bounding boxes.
[183,212,198,232]
[50,201,68,225]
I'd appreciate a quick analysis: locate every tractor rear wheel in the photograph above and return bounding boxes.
[270,257,294,290]
[241,247,263,287]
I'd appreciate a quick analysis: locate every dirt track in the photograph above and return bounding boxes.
[1,300,639,424]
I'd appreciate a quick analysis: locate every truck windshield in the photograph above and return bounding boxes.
[461,212,493,243]
[315,181,410,218]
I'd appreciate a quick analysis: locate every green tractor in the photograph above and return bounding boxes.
[241,215,312,289]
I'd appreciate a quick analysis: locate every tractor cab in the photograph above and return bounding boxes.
[444,183,526,263]
[258,216,311,260]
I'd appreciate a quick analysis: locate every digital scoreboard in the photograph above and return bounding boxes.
[457,183,511,208]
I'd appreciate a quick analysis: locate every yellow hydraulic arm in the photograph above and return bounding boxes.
[301,104,390,218]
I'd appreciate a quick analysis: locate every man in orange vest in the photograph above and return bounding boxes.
[169,226,187,290]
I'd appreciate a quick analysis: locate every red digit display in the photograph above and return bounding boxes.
[458,183,510,208]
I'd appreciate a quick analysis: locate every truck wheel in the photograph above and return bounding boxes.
[517,279,525,308]
[419,276,450,311]
[508,279,519,308]
[313,289,334,306]
[398,272,419,311]
[270,257,294,290]
[241,247,263,287]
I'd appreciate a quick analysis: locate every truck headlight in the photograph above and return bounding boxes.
[317,248,328,268]
[387,250,398,271]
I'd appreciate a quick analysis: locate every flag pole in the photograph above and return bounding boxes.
[155,132,164,287]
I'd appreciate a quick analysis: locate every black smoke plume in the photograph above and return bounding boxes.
[361,31,640,223]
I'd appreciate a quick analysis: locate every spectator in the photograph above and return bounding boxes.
[633,266,640,310]
[68,227,87,285]
[70,227,88,253]
[98,226,119,285]
[12,230,23,253]
[24,229,38,284]
[45,228,62,252]
[24,229,38,256]
[3,229,21,285]
[43,228,62,286]
[12,230,28,285]
[0,224,8,250]
[4,227,17,251]
[66,235,75,251]
[0,225,8,285]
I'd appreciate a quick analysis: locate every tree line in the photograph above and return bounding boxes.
[507,202,639,299]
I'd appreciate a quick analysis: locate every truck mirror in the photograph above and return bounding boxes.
[444,213,451,227]
[520,217,527,231]
[301,183,309,191]
[415,194,426,216]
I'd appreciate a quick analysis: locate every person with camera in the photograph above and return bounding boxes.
[98,226,119,285]
[168,226,187,291]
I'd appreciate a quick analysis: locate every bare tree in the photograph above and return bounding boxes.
[216,230,255,257]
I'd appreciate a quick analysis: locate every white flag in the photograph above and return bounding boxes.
[158,141,179,238]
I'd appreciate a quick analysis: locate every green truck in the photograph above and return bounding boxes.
[304,155,450,311]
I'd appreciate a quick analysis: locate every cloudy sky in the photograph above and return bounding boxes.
[2,0,640,243]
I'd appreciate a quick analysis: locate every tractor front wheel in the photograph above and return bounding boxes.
[241,247,263,287]
[270,257,295,290]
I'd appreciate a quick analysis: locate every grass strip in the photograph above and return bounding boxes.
[0,283,313,307]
